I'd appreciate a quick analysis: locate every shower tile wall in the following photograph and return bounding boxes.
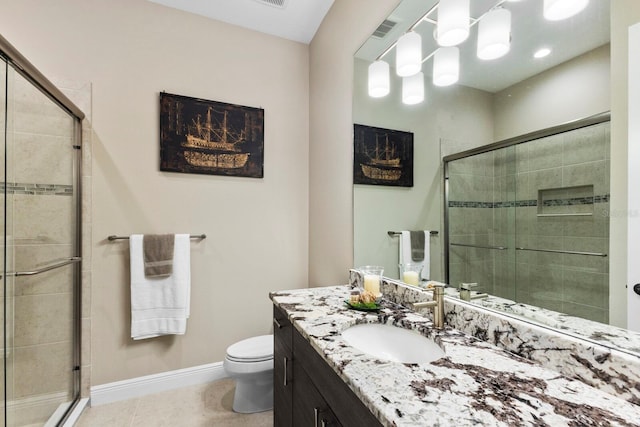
[448,151,495,290]
[6,71,78,425]
[448,122,610,324]
[514,122,610,323]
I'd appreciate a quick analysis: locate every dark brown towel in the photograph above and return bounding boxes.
[143,234,175,278]
[409,231,425,262]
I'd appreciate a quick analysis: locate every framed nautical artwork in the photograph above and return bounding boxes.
[159,92,264,178]
[353,124,413,187]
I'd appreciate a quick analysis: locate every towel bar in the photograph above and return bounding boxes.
[388,231,438,237]
[107,234,206,241]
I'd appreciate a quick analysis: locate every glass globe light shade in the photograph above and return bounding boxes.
[368,60,390,98]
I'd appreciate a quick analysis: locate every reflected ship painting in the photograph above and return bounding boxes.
[360,133,402,181]
[160,92,264,178]
[354,124,413,187]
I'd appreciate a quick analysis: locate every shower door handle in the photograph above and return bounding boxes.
[11,257,81,277]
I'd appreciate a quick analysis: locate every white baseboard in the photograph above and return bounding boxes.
[90,362,228,407]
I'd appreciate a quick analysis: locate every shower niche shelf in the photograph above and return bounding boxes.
[537,185,594,217]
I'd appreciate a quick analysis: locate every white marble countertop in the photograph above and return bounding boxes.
[271,285,640,427]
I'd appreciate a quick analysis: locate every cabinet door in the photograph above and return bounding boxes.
[292,360,341,427]
[274,307,293,427]
[292,328,383,427]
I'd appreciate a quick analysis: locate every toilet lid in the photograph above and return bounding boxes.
[226,334,273,362]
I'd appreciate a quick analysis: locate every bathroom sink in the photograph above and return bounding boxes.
[341,323,445,364]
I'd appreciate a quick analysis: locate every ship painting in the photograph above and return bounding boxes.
[160,92,264,178]
[183,108,249,169]
[353,124,413,187]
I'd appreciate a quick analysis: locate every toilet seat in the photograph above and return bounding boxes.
[226,334,273,363]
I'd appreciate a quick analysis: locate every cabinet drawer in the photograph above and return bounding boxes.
[273,305,293,352]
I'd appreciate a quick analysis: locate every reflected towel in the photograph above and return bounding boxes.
[399,230,431,281]
[130,234,191,340]
[143,234,174,278]
[409,231,425,262]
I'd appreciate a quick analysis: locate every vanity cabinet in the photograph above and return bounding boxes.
[273,306,293,427]
[292,360,340,426]
[273,305,383,427]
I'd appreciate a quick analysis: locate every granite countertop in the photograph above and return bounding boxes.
[441,286,640,356]
[270,285,640,427]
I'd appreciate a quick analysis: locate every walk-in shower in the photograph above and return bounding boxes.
[0,36,84,426]
[444,114,610,324]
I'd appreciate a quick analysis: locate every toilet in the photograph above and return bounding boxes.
[223,334,274,413]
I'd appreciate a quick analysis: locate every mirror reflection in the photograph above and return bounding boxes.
[352,0,633,350]
[445,114,610,324]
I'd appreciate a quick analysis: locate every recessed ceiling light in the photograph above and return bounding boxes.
[534,48,551,58]
[544,0,589,21]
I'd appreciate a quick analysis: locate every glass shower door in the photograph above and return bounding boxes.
[4,62,80,426]
[445,119,610,325]
[446,146,516,298]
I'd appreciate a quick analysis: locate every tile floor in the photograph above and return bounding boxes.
[75,379,273,426]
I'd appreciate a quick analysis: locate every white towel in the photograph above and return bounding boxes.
[130,234,191,340]
[399,231,431,281]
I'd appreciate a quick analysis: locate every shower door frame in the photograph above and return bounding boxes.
[442,111,611,285]
[0,34,85,426]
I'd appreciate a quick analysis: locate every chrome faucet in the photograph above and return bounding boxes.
[459,282,488,301]
[411,284,445,329]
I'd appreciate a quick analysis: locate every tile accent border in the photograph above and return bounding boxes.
[89,362,227,406]
[448,194,609,209]
[0,182,73,196]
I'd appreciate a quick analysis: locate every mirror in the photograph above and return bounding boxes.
[352,0,640,355]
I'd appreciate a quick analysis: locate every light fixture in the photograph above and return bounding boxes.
[368,0,587,101]
[533,48,551,58]
[437,0,470,47]
[396,31,422,77]
[433,47,459,87]
[402,72,424,105]
[477,8,511,60]
[368,60,390,97]
[543,0,589,21]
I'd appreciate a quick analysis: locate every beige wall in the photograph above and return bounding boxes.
[610,1,640,327]
[309,0,401,287]
[494,44,611,141]
[0,0,309,385]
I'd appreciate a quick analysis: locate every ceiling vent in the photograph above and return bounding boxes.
[372,19,397,39]
[254,0,289,9]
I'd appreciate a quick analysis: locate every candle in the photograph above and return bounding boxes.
[363,274,381,296]
[402,271,420,286]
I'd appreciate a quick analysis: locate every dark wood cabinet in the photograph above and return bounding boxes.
[273,305,383,427]
[292,360,341,426]
[273,306,293,427]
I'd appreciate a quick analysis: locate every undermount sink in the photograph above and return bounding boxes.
[341,323,445,364]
